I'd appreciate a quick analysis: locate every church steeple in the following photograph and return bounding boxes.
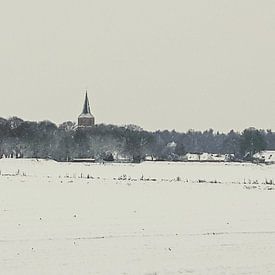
[78,91,95,127]
[82,91,91,114]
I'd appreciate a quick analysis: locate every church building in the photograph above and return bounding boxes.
[78,92,95,127]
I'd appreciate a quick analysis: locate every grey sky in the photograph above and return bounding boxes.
[0,1,274,132]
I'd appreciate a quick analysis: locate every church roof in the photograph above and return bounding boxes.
[79,92,94,118]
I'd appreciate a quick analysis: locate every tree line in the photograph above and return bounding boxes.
[0,117,270,162]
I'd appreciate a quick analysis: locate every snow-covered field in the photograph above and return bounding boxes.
[1,159,275,274]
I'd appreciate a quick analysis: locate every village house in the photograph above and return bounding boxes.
[253,151,275,164]
[181,152,234,162]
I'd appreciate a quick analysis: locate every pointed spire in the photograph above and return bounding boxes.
[82,91,91,114]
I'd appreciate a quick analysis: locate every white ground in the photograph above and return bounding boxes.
[1,159,275,274]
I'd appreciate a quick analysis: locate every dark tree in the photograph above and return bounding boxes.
[175,142,186,156]
[0,116,274,162]
[240,128,266,158]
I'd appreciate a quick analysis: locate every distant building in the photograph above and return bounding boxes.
[253,150,275,164]
[181,152,234,162]
[184,153,201,162]
[78,92,95,127]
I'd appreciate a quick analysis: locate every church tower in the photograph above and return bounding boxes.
[78,92,95,127]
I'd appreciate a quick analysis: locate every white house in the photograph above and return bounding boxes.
[182,152,234,162]
[184,153,201,161]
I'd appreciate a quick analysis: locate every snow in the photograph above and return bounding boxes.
[1,159,275,274]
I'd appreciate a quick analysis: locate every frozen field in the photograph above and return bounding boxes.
[1,159,275,274]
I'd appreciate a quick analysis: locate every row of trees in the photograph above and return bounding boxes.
[0,117,269,162]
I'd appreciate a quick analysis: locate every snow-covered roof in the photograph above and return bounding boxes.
[167,142,177,148]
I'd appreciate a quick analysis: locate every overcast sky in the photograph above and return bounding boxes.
[0,1,274,132]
